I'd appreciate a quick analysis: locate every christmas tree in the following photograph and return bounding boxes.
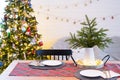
[0,0,43,73]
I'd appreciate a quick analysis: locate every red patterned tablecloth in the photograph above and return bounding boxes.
[9,63,120,77]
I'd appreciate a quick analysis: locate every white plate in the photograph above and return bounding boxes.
[80,69,104,77]
[41,60,62,66]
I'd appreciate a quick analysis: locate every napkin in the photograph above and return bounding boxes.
[101,70,120,78]
[29,61,43,66]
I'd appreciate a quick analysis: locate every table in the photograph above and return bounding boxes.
[0,60,120,80]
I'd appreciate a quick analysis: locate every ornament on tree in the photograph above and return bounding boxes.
[38,40,43,46]
[111,16,114,19]
[0,61,3,67]
[22,21,28,28]
[21,26,26,33]
[12,44,16,49]
[29,3,32,8]
[6,29,11,38]
[4,14,8,21]
[25,27,31,36]
[32,50,35,54]
[30,38,36,45]
[28,0,32,7]
[103,17,105,20]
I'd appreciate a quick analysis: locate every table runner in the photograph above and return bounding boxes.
[9,63,120,77]
[9,63,80,77]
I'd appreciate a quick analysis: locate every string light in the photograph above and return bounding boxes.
[46,16,49,20]
[66,19,69,22]
[35,10,120,25]
[73,21,76,24]
[103,17,105,20]
[55,17,58,20]
[111,16,114,19]
[37,0,100,10]
[89,0,92,4]
[84,3,88,7]
[33,0,120,24]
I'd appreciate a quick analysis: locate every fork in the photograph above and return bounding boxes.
[108,70,111,78]
[103,70,111,79]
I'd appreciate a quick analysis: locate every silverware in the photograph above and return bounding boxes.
[103,70,111,79]
[108,70,111,78]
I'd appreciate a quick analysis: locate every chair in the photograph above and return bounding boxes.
[36,49,77,66]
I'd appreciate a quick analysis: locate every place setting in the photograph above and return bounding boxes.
[29,60,65,69]
[74,69,120,80]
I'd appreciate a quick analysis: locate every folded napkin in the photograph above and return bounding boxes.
[101,70,120,79]
[29,61,41,66]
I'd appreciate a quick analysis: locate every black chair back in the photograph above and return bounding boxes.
[36,49,77,65]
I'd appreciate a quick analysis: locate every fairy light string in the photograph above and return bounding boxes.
[33,0,120,25]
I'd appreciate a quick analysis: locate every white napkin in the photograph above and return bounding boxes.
[101,70,120,78]
[29,61,40,66]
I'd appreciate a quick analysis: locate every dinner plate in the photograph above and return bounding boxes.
[80,69,104,78]
[40,60,62,66]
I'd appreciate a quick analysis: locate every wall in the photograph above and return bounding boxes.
[31,0,120,49]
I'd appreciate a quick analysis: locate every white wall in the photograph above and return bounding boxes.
[31,0,120,49]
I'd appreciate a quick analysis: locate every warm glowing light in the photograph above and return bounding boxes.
[77,59,103,66]
[83,59,96,66]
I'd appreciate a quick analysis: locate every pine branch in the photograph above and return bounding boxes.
[65,15,112,49]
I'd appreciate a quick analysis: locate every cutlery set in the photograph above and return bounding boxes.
[103,70,111,79]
